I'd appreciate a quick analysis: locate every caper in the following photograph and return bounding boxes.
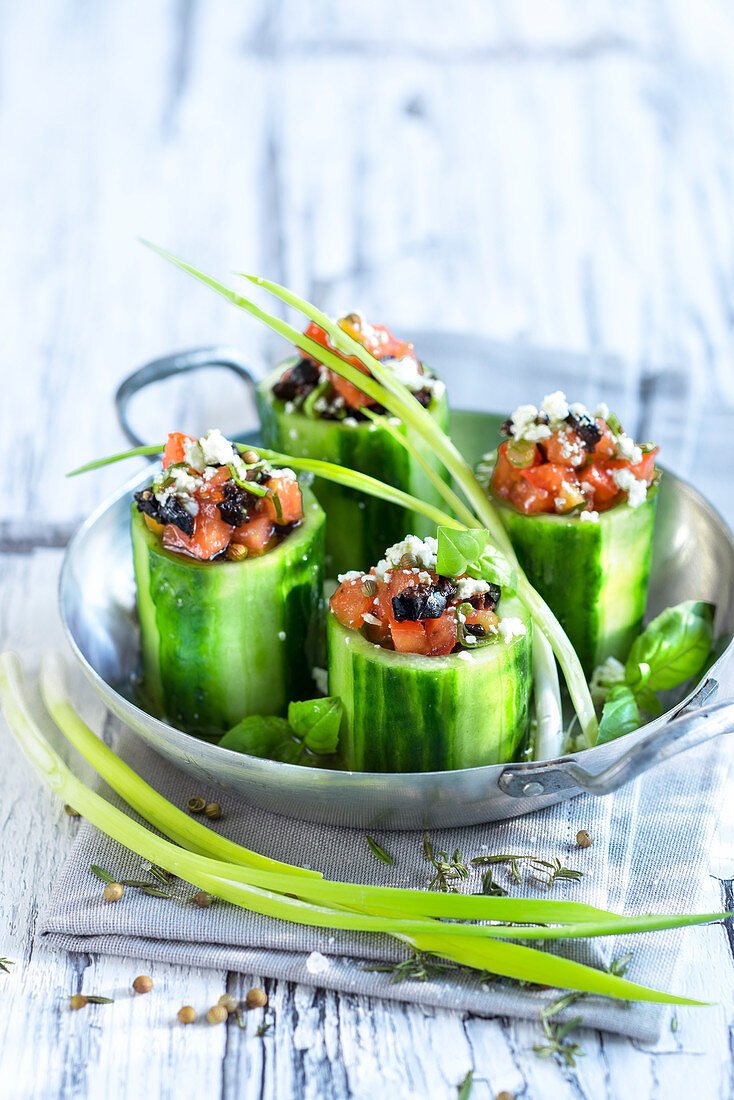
[576,829,593,848]
[361,577,378,598]
[225,543,249,561]
[132,975,153,994]
[204,802,222,820]
[245,987,268,1009]
[178,1005,197,1024]
[187,797,206,814]
[103,882,123,903]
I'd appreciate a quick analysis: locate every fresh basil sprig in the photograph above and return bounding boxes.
[219,696,342,765]
[435,527,517,592]
[596,600,715,743]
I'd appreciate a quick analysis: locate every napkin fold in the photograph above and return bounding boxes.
[40,726,731,1042]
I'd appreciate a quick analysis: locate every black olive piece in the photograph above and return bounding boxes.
[134,488,195,537]
[217,481,257,527]
[499,418,513,437]
[391,577,458,623]
[464,623,487,638]
[413,389,433,408]
[565,412,603,452]
[272,358,321,401]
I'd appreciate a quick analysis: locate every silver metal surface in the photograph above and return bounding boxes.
[59,419,734,828]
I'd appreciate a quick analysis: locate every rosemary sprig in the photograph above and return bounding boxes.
[148,865,174,886]
[365,951,462,984]
[85,995,115,1005]
[141,887,173,899]
[534,992,585,1066]
[471,854,583,891]
[365,836,393,866]
[474,869,508,897]
[0,958,14,974]
[457,1069,474,1099]
[424,833,469,893]
[89,864,116,884]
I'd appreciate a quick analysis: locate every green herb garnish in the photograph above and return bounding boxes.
[365,836,393,866]
[89,864,116,884]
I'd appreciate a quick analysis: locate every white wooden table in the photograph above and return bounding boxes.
[2,3,734,1096]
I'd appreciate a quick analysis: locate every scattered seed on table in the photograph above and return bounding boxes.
[132,976,153,994]
[576,830,593,848]
[193,891,212,908]
[64,805,80,817]
[187,797,206,813]
[178,1006,197,1025]
[103,882,123,902]
[204,802,222,820]
[69,994,88,1011]
[218,993,239,1013]
[246,987,268,1009]
[207,1005,228,1025]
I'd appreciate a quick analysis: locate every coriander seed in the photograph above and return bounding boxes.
[399,552,417,569]
[361,577,378,598]
[64,804,80,817]
[178,1005,197,1025]
[103,882,123,903]
[225,543,249,561]
[218,993,239,1013]
[496,1092,515,1100]
[204,802,222,820]
[242,449,260,464]
[194,890,212,908]
[132,975,153,994]
[187,797,206,814]
[207,1005,228,1025]
[70,994,88,1011]
[576,830,593,848]
[245,987,268,1009]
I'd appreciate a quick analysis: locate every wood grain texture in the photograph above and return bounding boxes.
[2,0,734,1096]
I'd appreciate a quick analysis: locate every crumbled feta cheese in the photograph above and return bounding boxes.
[374,535,438,580]
[337,570,364,584]
[284,401,296,415]
[589,655,626,706]
[462,634,478,646]
[454,576,491,601]
[509,404,551,442]
[417,570,432,584]
[569,401,590,418]
[363,612,381,626]
[615,433,643,465]
[382,354,424,391]
[313,395,329,414]
[497,617,527,641]
[579,510,599,523]
[269,468,297,482]
[595,401,610,420]
[455,651,474,662]
[541,390,569,425]
[312,667,328,695]
[278,630,286,641]
[199,428,236,467]
[612,468,648,507]
[288,428,299,440]
[342,416,359,427]
[305,951,331,975]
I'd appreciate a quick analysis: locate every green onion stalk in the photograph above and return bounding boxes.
[140,243,594,744]
[0,650,725,1003]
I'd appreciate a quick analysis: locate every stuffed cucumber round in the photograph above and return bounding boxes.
[256,312,450,575]
[482,392,659,676]
[131,431,325,735]
[327,535,532,773]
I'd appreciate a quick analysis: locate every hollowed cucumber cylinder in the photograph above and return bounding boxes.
[131,489,325,735]
[328,594,532,773]
[497,496,657,677]
[257,362,451,575]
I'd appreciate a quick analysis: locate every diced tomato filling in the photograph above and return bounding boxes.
[330,569,481,656]
[490,420,658,515]
[149,432,304,561]
[302,316,419,410]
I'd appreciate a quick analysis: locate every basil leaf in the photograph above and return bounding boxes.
[597,685,641,744]
[288,696,342,755]
[465,546,518,593]
[436,527,488,577]
[633,685,663,717]
[625,600,715,694]
[218,716,293,757]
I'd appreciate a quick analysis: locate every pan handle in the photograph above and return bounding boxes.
[498,682,734,798]
[115,347,260,448]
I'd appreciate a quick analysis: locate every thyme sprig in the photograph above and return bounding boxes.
[365,836,393,866]
[424,834,469,893]
[471,854,583,891]
[0,958,14,974]
[534,992,585,1066]
[366,951,463,985]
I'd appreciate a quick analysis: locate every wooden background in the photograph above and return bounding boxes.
[2,1,734,1097]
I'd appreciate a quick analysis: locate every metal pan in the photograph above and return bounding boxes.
[59,347,734,829]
